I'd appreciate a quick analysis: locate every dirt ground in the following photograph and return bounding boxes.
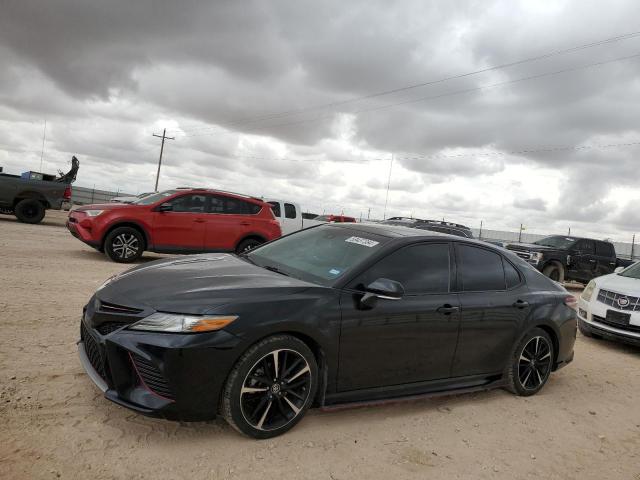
[1,210,639,480]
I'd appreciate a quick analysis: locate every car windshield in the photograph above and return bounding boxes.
[133,190,178,205]
[619,262,640,279]
[533,236,577,249]
[247,225,390,286]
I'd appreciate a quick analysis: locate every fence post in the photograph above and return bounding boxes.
[518,224,523,243]
[632,234,636,260]
[91,185,95,203]
[479,220,483,239]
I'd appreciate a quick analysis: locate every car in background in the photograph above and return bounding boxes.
[313,214,356,223]
[78,222,576,438]
[67,188,281,262]
[111,192,156,204]
[506,236,632,284]
[382,217,473,238]
[577,262,640,346]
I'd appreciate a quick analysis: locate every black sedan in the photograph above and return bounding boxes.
[78,223,577,438]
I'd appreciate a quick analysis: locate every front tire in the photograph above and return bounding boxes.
[104,227,144,263]
[542,263,565,283]
[505,328,554,396]
[222,335,318,439]
[14,199,45,224]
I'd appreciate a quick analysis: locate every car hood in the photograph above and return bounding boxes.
[595,273,640,295]
[97,254,316,314]
[506,242,558,253]
[75,203,143,211]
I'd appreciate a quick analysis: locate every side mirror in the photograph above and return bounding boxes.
[158,202,173,212]
[615,266,624,273]
[360,278,404,308]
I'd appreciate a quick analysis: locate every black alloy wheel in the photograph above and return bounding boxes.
[222,335,317,439]
[506,328,554,396]
[104,227,144,263]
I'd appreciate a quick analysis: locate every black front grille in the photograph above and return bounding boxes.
[597,289,640,311]
[96,322,127,336]
[81,322,106,379]
[99,301,144,315]
[130,354,174,400]
[592,314,640,333]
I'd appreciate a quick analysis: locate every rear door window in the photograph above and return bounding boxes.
[457,244,506,291]
[269,202,281,217]
[595,241,614,257]
[576,240,595,254]
[284,203,297,219]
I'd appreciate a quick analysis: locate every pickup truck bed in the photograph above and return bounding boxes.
[0,157,78,224]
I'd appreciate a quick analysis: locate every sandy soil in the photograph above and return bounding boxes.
[1,210,639,480]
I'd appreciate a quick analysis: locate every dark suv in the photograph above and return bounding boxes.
[382,217,474,238]
[506,235,632,283]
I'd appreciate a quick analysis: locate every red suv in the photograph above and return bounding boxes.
[66,189,282,263]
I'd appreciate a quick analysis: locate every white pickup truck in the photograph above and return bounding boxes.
[266,200,325,235]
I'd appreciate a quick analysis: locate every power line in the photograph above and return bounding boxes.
[169,29,640,137]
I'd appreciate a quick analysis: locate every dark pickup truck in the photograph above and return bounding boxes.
[506,235,634,284]
[0,157,79,224]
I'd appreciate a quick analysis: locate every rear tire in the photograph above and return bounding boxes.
[505,328,554,397]
[543,263,565,283]
[236,238,263,254]
[222,335,318,439]
[14,199,45,224]
[104,227,144,263]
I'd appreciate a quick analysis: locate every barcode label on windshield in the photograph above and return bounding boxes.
[345,236,379,248]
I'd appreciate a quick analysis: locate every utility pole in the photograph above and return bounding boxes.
[152,129,174,191]
[518,224,524,243]
[479,220,483,239]
[382,153,394,220]
[632,234,636,260]
[39,120,47,172]
[367,207,371,220]
[568,227,571,235]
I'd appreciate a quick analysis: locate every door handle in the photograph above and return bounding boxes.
[240,222,251,226]
[589,259,596,263]
[512,300,530,309]
[437,304,460,315]
[193,218,205,223]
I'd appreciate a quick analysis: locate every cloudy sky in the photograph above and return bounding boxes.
[1,0,640,241]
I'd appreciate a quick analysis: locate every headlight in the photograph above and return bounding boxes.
[581,280,596,302]
[84,209,104,217]
[532,252,544,262]
[129,313,238,333]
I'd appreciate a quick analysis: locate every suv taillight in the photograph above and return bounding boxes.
[63,186,72,200]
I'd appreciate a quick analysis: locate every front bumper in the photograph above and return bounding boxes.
[577,297,640,347]
[66,219,101,249]
[78,315,244,421]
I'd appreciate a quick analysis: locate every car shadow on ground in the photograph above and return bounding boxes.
[578,331,640,355]
[0,215,64,228]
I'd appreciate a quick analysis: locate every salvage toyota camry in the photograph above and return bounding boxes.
[78,223,576,438]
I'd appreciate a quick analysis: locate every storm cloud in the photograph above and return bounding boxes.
[1,0,639,240]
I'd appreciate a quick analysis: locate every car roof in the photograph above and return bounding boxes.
[328,222,493,246]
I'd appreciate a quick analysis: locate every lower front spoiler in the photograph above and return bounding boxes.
[579,318,640,347]
[77,340,162,418]
[77,340,108,392]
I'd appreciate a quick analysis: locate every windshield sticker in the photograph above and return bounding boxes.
[345,236,379,248]
[329,268,342,276]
